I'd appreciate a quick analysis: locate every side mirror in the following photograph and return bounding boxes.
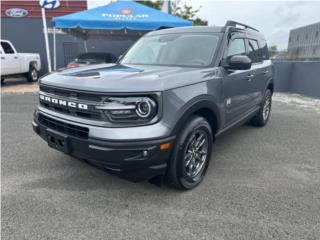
[224,55,252,70]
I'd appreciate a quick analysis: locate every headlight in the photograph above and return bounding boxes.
[95,96,157,122]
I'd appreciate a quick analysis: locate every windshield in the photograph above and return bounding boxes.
[121,33,220,67]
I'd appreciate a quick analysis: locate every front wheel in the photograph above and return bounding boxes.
[26,65,38,82]
[167,116,213,190]
[250,89,272,127]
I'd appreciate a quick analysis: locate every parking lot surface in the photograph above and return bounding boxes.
[1,93,320,240]
[1,78,39,94]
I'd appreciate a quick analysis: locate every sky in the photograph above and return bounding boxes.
[87,0,320,50]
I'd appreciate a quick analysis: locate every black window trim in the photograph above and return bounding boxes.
[246,38,263,64]
[223,36,247,59]
[1,41,15,54]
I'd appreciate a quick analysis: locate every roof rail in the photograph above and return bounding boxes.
[225,20,259,32]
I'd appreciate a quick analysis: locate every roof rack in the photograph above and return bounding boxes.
[225,20,259,32]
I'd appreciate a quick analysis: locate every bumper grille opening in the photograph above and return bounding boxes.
[38,113,89,139]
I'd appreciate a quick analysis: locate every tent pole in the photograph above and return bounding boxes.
[41,8,52,72]
[84,40,88,52]
[53,27,56,71]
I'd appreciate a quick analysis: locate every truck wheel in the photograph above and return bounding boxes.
[1,78,4,84]
[26,65,38,82]
[167,116,213,190]
[250,89,272,127]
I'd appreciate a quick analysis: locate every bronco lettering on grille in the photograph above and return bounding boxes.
[39,94,88,110]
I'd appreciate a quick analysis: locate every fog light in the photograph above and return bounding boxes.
[142,150,148,157]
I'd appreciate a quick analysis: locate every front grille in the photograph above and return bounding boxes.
[38,113,89,139]
[40,101,102,120]
[40,85,102,102]
[39,85,105,121]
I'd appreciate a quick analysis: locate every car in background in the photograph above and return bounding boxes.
[1,40,41,84]
[67,52,117,68]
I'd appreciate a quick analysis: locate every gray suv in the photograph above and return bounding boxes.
[33,21,273,190]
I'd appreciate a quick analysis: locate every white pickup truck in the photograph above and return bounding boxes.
[1,40,41,84]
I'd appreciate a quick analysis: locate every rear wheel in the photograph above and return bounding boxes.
[250,89,272,127]
[1,78,4,84]
[167,116,213,190]
[26,65,38,82]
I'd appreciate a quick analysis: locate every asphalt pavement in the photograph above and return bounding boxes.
[1,93,320,240]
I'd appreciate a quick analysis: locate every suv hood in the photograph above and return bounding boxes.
[40,63,213,92]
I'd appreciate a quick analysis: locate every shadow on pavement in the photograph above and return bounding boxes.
[1,77,38,93]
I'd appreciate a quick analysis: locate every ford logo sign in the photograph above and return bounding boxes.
[5,8,28,18]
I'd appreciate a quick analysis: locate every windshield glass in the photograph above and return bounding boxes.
[121,33,220,67]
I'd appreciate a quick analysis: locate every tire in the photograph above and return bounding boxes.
[250,89,272,127]
[1,78,4,84]
[26,65,38,82]
[167,116,213,190]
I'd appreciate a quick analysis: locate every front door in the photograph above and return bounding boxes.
[221,37,255,125]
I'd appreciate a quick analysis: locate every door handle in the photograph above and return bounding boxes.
[246,74,254,81]
[263,70,269,75]
[14,56,18,59]
[1,57,5,60]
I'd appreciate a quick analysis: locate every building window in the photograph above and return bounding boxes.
[305,33,308,40]
[289,37,292,43]
[316,31,319,38]
[296,35,299,41]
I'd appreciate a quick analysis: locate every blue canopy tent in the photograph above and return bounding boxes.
[50,1,191,70]
[52,0,192,31]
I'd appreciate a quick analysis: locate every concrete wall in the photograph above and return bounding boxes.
[274,61,320,98]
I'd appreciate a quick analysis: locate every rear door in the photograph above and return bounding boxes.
[245,38,265,107]
[221,35,255,125]
[0,41,20,75]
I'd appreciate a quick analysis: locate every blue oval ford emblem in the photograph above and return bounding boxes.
[5,8,29,18]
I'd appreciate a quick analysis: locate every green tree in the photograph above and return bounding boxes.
[138,0,208,26]
[138,1,164,10]
[268,45,278,57]
[191,17,208,26]
[172,1,208,26]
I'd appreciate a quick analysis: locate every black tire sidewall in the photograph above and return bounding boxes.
[251,89,272,127]
[260,89,272,125]
[27,65,38,82]
[169,116,213,190]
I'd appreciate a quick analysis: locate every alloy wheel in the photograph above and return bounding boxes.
[184,129,209,178]
[31,69,37,81]
[262,93,271,121]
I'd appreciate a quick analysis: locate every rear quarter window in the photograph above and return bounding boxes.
[248,39,262,63]
[259,39,269,60]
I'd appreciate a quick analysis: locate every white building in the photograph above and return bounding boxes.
[287,22,320,60]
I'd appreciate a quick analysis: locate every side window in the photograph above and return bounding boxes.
[1,42,15,54]
[248,39,262,63]
[259,39,269,60]
[226,38,246,58]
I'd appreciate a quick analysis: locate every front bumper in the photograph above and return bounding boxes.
[33,111,175,182]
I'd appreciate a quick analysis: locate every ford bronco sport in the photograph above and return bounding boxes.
[33,21,274,190]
